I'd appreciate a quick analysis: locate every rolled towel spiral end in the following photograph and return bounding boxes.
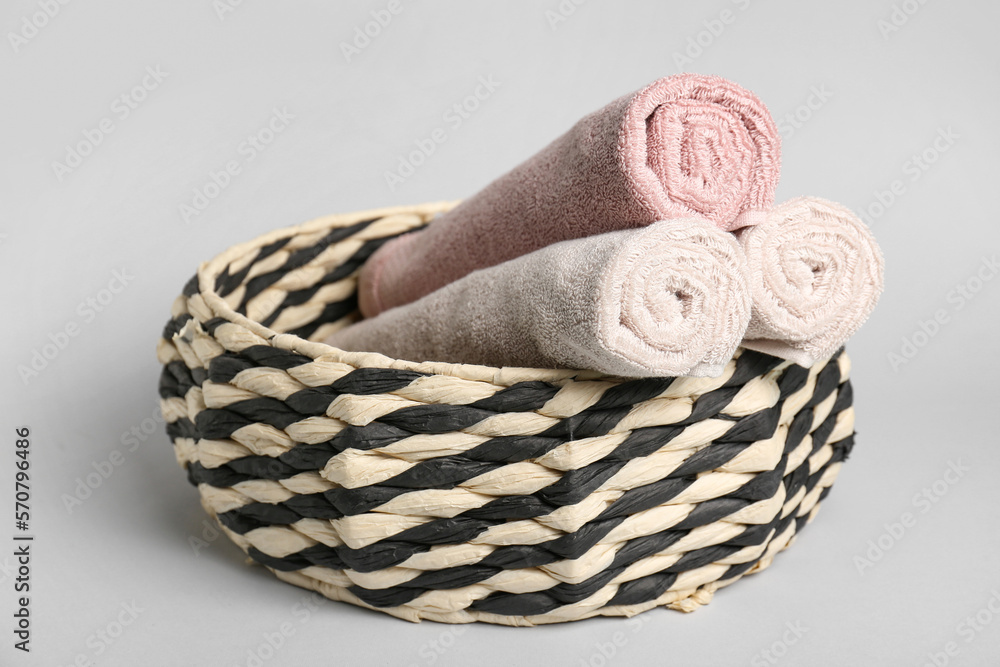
[628,74,781,232]
[740,196,885,366]
[596,218,752,377]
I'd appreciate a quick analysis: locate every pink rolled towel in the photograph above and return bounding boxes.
[328,218,751,378]
[740,197,885,366]
[360,73,780,317]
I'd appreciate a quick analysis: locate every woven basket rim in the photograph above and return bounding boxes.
[190,201,758,389]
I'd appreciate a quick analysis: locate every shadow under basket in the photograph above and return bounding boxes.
[156,202,857,626]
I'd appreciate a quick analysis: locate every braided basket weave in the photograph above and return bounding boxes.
[156,202,857,625]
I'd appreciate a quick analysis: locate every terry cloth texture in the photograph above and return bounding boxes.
[359,73,780,317]
[739,197,885,366]
[327,218,751,378]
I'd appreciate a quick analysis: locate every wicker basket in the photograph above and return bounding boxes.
[156,202,856,625]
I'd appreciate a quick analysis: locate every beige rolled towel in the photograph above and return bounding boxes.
[327,218,751,378]
[739,196,885,366]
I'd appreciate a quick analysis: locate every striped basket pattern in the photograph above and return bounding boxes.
[156,202,857,625]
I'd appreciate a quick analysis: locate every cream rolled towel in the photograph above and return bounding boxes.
[327,218,751,378]
[739,196,885,366]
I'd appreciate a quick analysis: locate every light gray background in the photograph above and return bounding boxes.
[2,1,998,665]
